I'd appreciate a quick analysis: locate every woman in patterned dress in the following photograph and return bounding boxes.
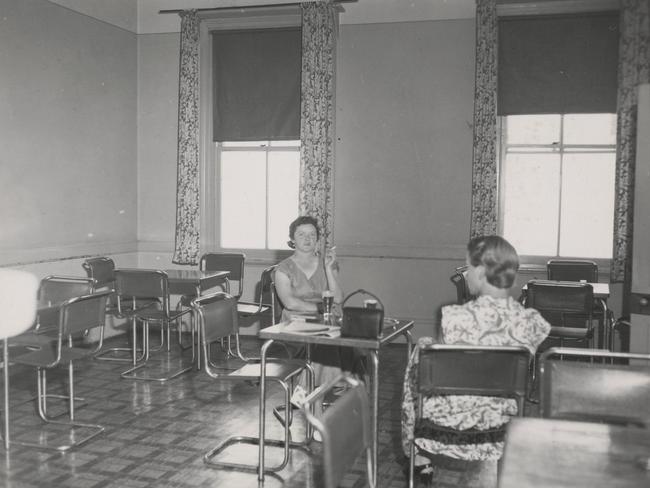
[401,235,550,468]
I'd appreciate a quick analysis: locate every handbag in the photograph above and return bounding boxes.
[340,289,385,339]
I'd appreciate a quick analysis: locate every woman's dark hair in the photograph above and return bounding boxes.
[287,215,320,249]
[467,235,519,289]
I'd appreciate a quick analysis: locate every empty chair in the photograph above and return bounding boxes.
[449,265,472,304]
[407,344,531,488]
[540,347,650,427]
[237,265,280,326]
[301,373,375,488]
[546,259,598,282]
[36,275,94,331]
[11,290,112,451]
[200,252,245,299]
[115,269,192,381]
[524,280,599,349]
[0,269,39,450]
[191,291,309,478]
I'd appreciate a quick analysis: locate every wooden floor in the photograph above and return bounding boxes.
[0,334,501,488]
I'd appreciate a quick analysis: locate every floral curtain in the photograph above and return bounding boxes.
[470,0,498,238]
[611,0,650,283]
[172,10,201,265]
[299,1,337,247]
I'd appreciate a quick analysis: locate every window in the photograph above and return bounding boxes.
[218,140,300,250]
[499,113,616,259]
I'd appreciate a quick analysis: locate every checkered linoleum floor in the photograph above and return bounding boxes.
[0,335,499,488]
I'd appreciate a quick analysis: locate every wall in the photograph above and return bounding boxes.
[0,0,138,273]
[136,18,476,338]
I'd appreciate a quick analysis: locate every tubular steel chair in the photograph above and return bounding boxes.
[0,269,39,450]
[449,265,472,304]
[200,252,246,300]
[546,259,599,282]
[540,347,650,428]
[192,291,310,478]
[302,373,375,488]
[408,344,532,488]
[11,290,112,451]
[115,269,193,382]
[237,265,279,326]
[524,280,599,349]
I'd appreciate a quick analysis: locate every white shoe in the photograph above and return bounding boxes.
[313,430,322,442]
[290,385,307,408]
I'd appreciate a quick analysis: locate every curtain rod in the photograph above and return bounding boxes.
[159,0,353,14]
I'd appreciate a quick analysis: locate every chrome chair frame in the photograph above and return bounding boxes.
[192,291,310,477]
[11,290,112,451]
[115,269,193,382]
[539,347,650,427]
[449,265,472,304]
[408,344,531,488]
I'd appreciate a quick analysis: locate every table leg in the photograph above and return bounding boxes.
[258,339,274,481]
[3,338,9,450]
[598,298,610,350]
[369,350,379,484]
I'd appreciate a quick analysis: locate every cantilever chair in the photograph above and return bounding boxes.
[115,269,193,382]
[200,252,246,300]
[524,280,599,350]
[302,373,375,488]
[192,291,310,479]
[237,265,279,325]
[408,344,531,488]
[0,269,39,450]
[11,290,112,451]
[540,347,650,428]
[449,265,472,304]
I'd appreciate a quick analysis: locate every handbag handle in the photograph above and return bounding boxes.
[341,289,384,310]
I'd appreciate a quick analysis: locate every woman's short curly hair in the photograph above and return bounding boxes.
[287,215,320,249]
[467,235,519,289]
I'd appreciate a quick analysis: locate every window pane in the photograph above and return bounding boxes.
[559,153,615,258]
[502,153,560,255]
[267,151,300,249]
[220,151,266,248]
[563,114,616,145]
[269,140,300,147]
[506,114,561,145]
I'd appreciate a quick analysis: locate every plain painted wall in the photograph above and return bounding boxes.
[0,0,138,267]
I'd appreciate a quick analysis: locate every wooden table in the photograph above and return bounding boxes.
[257,319,415,483]
[499,418,650,488]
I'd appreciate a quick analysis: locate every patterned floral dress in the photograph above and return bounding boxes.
[401,295,550,461]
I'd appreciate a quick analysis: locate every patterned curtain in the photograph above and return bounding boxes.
[611,0,650,283]
[470,0,498,238]
[299,1,337,247]
[172,10,201,265]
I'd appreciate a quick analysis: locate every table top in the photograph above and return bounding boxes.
[259,318,414,349]
[164,269,230,282]
[499,418,650,488]
[522,281,610,298]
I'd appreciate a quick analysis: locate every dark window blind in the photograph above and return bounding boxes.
[498,12,619,115]
[212,27,301,142]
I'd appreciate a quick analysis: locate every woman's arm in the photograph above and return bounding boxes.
[274,270,319,313]
[323,248,343,303]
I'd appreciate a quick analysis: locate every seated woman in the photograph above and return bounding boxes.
[274,215,346,402]
[401,235,550,470]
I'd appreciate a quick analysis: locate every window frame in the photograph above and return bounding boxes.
[497,114,616,269]
[198,7,301,263]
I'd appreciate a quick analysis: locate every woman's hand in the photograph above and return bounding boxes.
[324,246,337,270]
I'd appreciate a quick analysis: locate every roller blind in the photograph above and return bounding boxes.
[498,12,619,115]
[212,27,301,142]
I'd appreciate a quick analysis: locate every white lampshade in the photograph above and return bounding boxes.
[0,269,39,340]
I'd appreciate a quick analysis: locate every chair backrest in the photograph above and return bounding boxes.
[524,280,594,322]
[38,275,94,307]
[547,259,598,283]
[200,252,245,299]
[417,344,532,415]
[60,291,111,338]
[302,375,374,488]
[114,269,169,313]
[540,347,650,427]
[449,265,471,304]
[82,257,116,290]
[192,292,239,367]
[259,265,283,323]
[0,269,39,339]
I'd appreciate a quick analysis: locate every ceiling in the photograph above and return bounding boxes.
[46,0,476,34]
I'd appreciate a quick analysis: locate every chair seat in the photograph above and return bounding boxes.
[13,346,92,368]
[227,360,305,381]
[237,303,270,316]
[9,330,58,348]
[549,326,591,339]
[127,307,188,323]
